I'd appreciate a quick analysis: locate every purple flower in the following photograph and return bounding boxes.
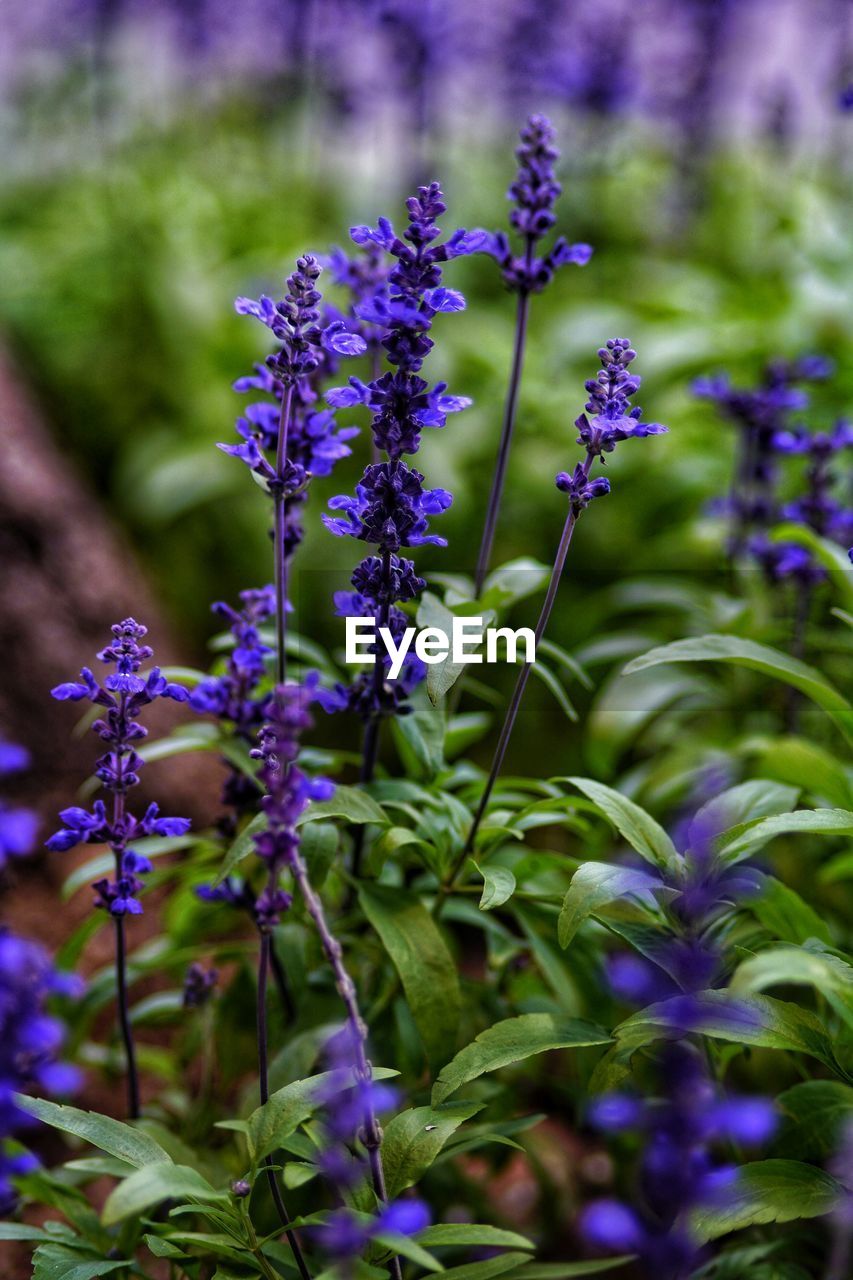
[182,962,218,1009]
[581,1043,775,1278]
[324,461,451,548]
[0,929,80,1213]
[248,682,333,929]
[573,339,667,460]
[48,620,189,916]
[0,740,38,870]
[477,115,592,295]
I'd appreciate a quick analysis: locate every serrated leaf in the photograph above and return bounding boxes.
[102,1163,226,1226]
[13,1095,172,1168]
[432,1013,611,1105]
[558,862,666,948]
[690,1160,841,1243]
[381,1102,483,1198]
[360,885,460,1069]
[559,777,678,869]
[623,634,853,743]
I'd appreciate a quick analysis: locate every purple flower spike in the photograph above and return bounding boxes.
[48,620,189,918]
[478,114,593,295]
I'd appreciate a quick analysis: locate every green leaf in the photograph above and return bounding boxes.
[745,736,853,809]
[480,558,549,610]
[381,1102,483,1199]
[624,634,853,743]
[216,787,387,883]
[769,524,853,610]
[475,863,517,911]
[392,693,446,778]
[247,1067,400,1162]
[437,1253,535,1280]
[299,786,388,828]
[718,808,853,862]
[749,873,832,946]
[692,781,800,842]
[559,777,678,869]
[690,1160,841,1243]
[101,1163,226,1226]
[608,992,839,1074]
[418,1225,534,1251]
[0,1224,51,1241]
[13,1095,172,1168]
[373,1231,444,1272]
[432,1013,611,1105]
[558,862,667,949]
[503,1264,635,1279]
[360,885,461,1068]
[730,943,853,1027]
[530,660,578,722]
[32,1248,130,1280]
[776,1081,853,1160]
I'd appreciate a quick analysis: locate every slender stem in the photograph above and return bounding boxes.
[438,479,589,912]
[351,547,393,881]
[113,911,140,1119]
[370,346,383,465]
[111,699,140,1120]
[274,383,295,687]
[257,928,312,1280]
[288,850,403,1280]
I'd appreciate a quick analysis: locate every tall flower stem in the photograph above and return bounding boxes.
[113,910,140,1120]
[111,717,140,1120]
[437,458,591,913]
[351,548,394,883]
[474,261,533,597]
[273,384,295,686]
[287,847,403,1280]
[257,925,311,1280]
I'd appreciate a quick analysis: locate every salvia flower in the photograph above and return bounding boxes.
[310,1026,431,1265]
[693,355,833,559]
[249,682,333,930]
[182,962,218,1009]
[581,1042,775,1278]
[478,114,592,295]
[322,183,474,742]
[48,619,190,916]
[0,929,80,1214]
[0,741,38,871]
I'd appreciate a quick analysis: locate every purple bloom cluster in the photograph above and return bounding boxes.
[556,339,667,515]
[322,183,477,724]
[0,741,38,872]
[48,620,190,916]
[581,1042,776,1277]
[0,929,80,1213]
[764,419,853,581]
[224,257,364,567]
[249,682,333,930]
[182,961,218,1009]
[693,355,836,569]
[478,114,592,294]
[311,1026,430,1263]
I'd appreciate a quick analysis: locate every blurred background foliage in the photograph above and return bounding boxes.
[0,0,851,784]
